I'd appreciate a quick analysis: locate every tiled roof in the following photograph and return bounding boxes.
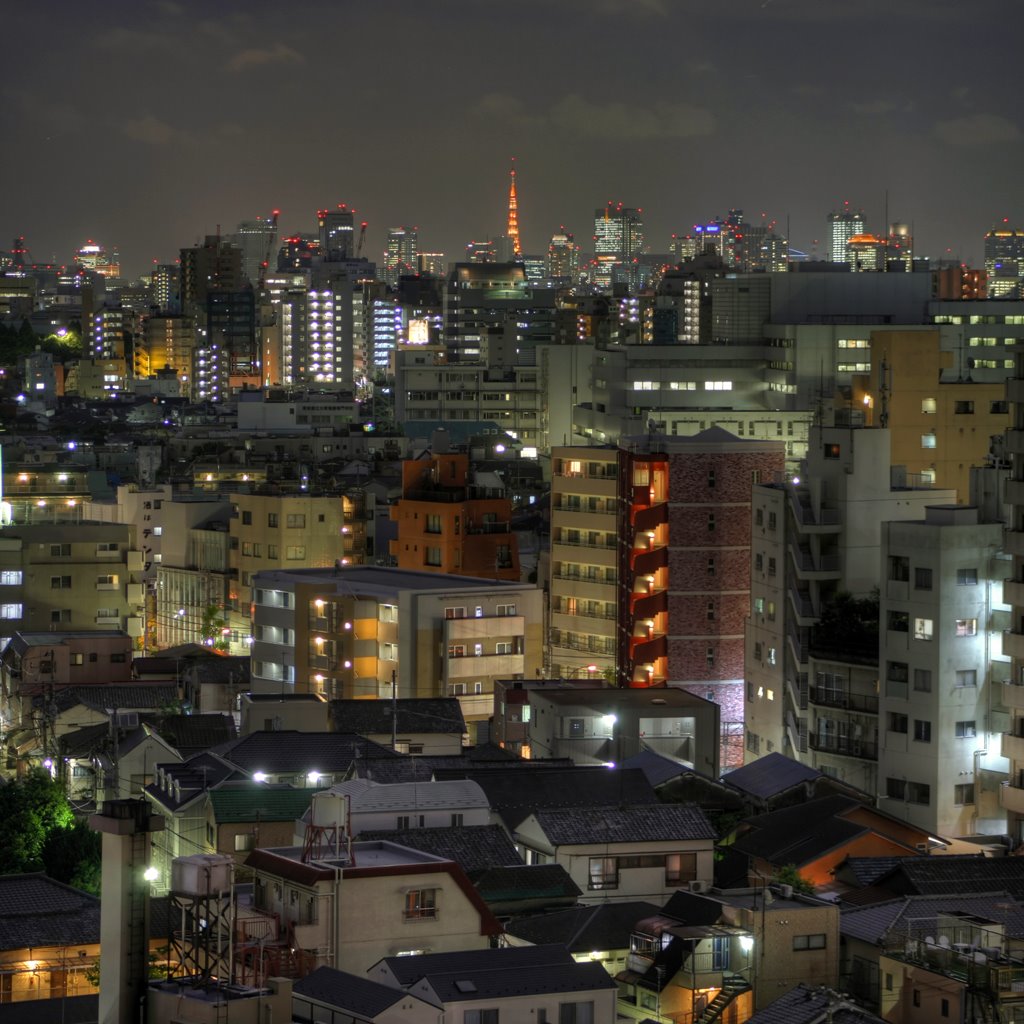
[329,697,466,735]
[379,943,574,986]
[50,684,179,715]
[505,900,661,950]
[295,967,409,1016]
[356,824,522,873]
[877,856,1024,899]
[208,784,316,824]
[747,984,886,1024]
[530,803,716,845]
[218,732,398,773]
[423,960,617,1002]
[0,873,99,950]
[454,766,659,831]
[619,749,692,788]
[156,713,237,757]
[144,751,242,811]
[472,863,581,901]
[351,756,434,784]
[723,752,821,800]
[842,856,908,886]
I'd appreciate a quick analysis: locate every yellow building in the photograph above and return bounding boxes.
[854,328,1010,500]
[137,314,195,394]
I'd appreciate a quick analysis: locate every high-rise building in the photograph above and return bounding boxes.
[233,213,279,287]
[593,203,643,288]
[150,264,181,312]
[384,227,418,288]
[827,204,866,263]
[318,204,356,262]
[547,229,579,283]
[984,223,1024,297]
[465,239,497,264]
[846,233,886,272]
[75,240,121,279]
[179,235,245,313]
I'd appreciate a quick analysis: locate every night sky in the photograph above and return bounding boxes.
[2,0,1020,278]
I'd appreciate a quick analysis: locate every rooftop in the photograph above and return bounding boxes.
[253,564,529,595]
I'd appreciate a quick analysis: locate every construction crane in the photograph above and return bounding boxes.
[257,209,280,291]
[356,220,367,259]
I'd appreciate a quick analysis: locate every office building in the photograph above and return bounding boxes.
[984,224,1024,297]
[318,204,356,262]
[593,203,643,288]
[827,204,866,263]
[547,229,579,283]
[233,213,279,287]
[384,226,418,287]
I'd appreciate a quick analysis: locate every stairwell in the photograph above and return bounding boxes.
[694,974,752,1024]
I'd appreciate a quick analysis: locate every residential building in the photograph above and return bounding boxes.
[523,685,720,773]
[328,696,466,754]
[293,968,438,1024]
[513,803,715,906]
[879,505,1009,838]
[745,424,957,771]
[390,452,519,580]
[243,840,501,975]
[249,566,542,737]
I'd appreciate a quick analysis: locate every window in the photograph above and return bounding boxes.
[921,397,937,414]
[268,513,278,528]
[955,669,978,687]
[913,719,931,743]
[914,668,933,692]
[913,990,921,1008]
[706,646,715,668]
[914,617,933,641]
[954,783,975,805]
[707,469,716,488]
[268,545,278,559]
[451,813,464,827]
[823,443,841,459]
[942,997,950,1018]
[234,833,255,852]
[0,604,24,619]
[445,606,467,619]
[559,1003,595,1024]
[241,510,252,525]
[50,544,71,557]
[381,642,398,661]
[755,509,764,527]
[51,609,71,624]
[888,713,908,734]
[286,546,306,559]
[286,514,306,528]
[755,554,763,573]
[914,567,932,590]
[921,433,937,449]
[448,644,466,658]
[707,512,715,532]
[793,934,827,951]
[425,514,442,534]
[707,557,715,576]
[767,557,776,577]
[706,601,715,622]
[887,661,909,682]
[957,568,978,586]
[0,571,22,585]
[886,778,931,804]
[956,618,977,637]
[889,556,909,582]
[955,720,976,738]
[768,512,777,530]
[954,400,974,414]
[747,731,761,754]
[403,888,437,919]
[96,574,118,588]
[992,400,1009,414]
[496,641,513,655]
[464,1011,499,1024]
[496,604,516,616]
[588,857,618,890]
[51,575,72,589]
[888,611,909,632]
[425,547,442,566]
[380,604,398,623]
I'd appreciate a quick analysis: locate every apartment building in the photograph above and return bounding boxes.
[390,452,519,580]
[745,425,957,770]
[250,566,542,739]
[879,505,1008,838]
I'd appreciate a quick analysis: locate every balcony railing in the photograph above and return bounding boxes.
[808,687,879,715]
[809,733,878,760]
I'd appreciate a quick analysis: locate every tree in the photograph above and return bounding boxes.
[200,603,230,652]
[773,863,815,895]
[42,818,101,894]
[0,768,74,873]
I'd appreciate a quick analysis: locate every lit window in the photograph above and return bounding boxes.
[921,433,937,449]
[955,618,977,637]
[913,617,933,641]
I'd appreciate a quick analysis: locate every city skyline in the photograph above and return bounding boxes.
[1,0,1021,277]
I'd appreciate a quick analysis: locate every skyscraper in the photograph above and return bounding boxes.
[593,202,643,288]
[547,229,579,282]
[984,222,1024,297]
[827,203,866,262]
[318,204,356,262]
[233,213,279,287]
[384,226,419,287]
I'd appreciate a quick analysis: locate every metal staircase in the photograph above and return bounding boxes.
[695,974,752,1024]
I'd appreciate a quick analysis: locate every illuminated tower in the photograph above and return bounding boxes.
[547,229,579,282]
[593,203,643,288]
[385,226,419,287]
[506,161,522,258]
[827,202,866,263]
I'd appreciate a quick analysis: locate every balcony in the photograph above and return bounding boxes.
[1002,730,1024,763]
[808,687,879,715]
[788,542,841,580]
[809,733,878,761]
[1007,378,1024,405]
[787,584,817,626]
[447,615,525,641]
[447,652,524,680]
[1005,430,1024,457]
[1007,480,1024,507]
[1003,630,1024,661]
[551,508,615,532]
[1000,780,1024,816]
[788,493,842,533]
[1005,579,1024,608]
[1005,531,1024,560]
[1002,680,1024,712]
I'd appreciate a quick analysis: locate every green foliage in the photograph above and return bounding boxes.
[0,768,74,873]
[42,819,101,894]
[0,319,82,366]
[200,603,230,652]
[774,863,815,895]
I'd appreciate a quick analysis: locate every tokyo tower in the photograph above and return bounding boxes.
[506,160,522,257]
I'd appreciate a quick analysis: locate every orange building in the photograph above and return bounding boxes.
[390,453,520,580]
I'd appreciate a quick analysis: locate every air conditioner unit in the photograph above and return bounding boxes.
[688,880,708,894]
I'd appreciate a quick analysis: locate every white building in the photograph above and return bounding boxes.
[878,505,1009,838]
